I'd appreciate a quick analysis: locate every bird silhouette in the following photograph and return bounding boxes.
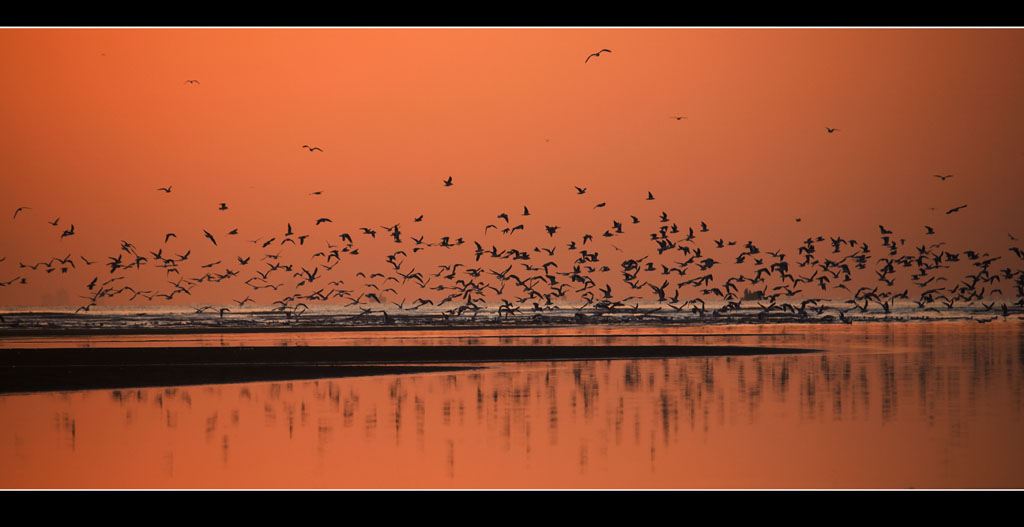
[585,49,611,63]
[219,203,228,211]
[934,174,954,181]
[826,127,840,133]
[203,229,217,246]
[946,204,968,215]
[301,145,323,152]
[157,186,172,193]
[443,176,454,187]
[12,207,30,219]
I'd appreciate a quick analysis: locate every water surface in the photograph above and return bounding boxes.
[1,321,1022,488]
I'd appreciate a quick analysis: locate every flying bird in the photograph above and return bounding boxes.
[157,186,172,193]
[585,49,611,63]
[443,176,453,187]
[316,218,333,225]
[934,174,954,181]
[203,229,217,246]
[13,207,30,219]
[669,116,687,121]
[184,80,200,85]
[646,191,655,200]
[826,127,840,133]
[219,203,228,211]
[302,145,323,152]
[946,204,968,215]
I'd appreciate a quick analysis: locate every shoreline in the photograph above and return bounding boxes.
[0,344,821,395]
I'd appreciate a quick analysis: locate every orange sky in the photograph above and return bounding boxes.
[2,28,1023,307]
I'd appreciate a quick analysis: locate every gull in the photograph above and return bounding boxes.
[13,207,30,219]
[203,229,217,246]
[302,145,323,152]
[585,49,611,63]
[157,186,172,193]
[575,186,587,195]
[946,204,967,215]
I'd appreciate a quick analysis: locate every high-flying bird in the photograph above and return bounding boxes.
[203,229,217,246]
[219,203,228,211]
[228,228,238,235]
[523,206,531,216]
[164,233,176,243]
[646,191,655,200]
[669,116,687,121]
[184,80,200,85]
[585,49,611,63]
[48,218,60,226]
[946,204,967,215]
[13,207,30,219]
[826,127,840,133]
[157,186,172,193]
[316,218,332,225]
[545,225,559,237]
[443,176,453,187]
[414,215,424,222]
[60,225,75,239]
[594,202,606,208]
[925,226,935,235]
[310,190,324,195]
[934,174,954,181]
[575,186,587,195]
[302,145,323,152]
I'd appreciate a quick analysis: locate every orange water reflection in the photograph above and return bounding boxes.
[1,321,1022,488]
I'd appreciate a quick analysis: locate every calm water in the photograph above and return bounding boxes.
[1,321,1022,488]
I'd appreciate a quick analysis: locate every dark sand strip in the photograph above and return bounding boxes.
[0,344,821,395]
[0,364,478,395]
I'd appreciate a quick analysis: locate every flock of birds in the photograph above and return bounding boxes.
[1,48,1023,327]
